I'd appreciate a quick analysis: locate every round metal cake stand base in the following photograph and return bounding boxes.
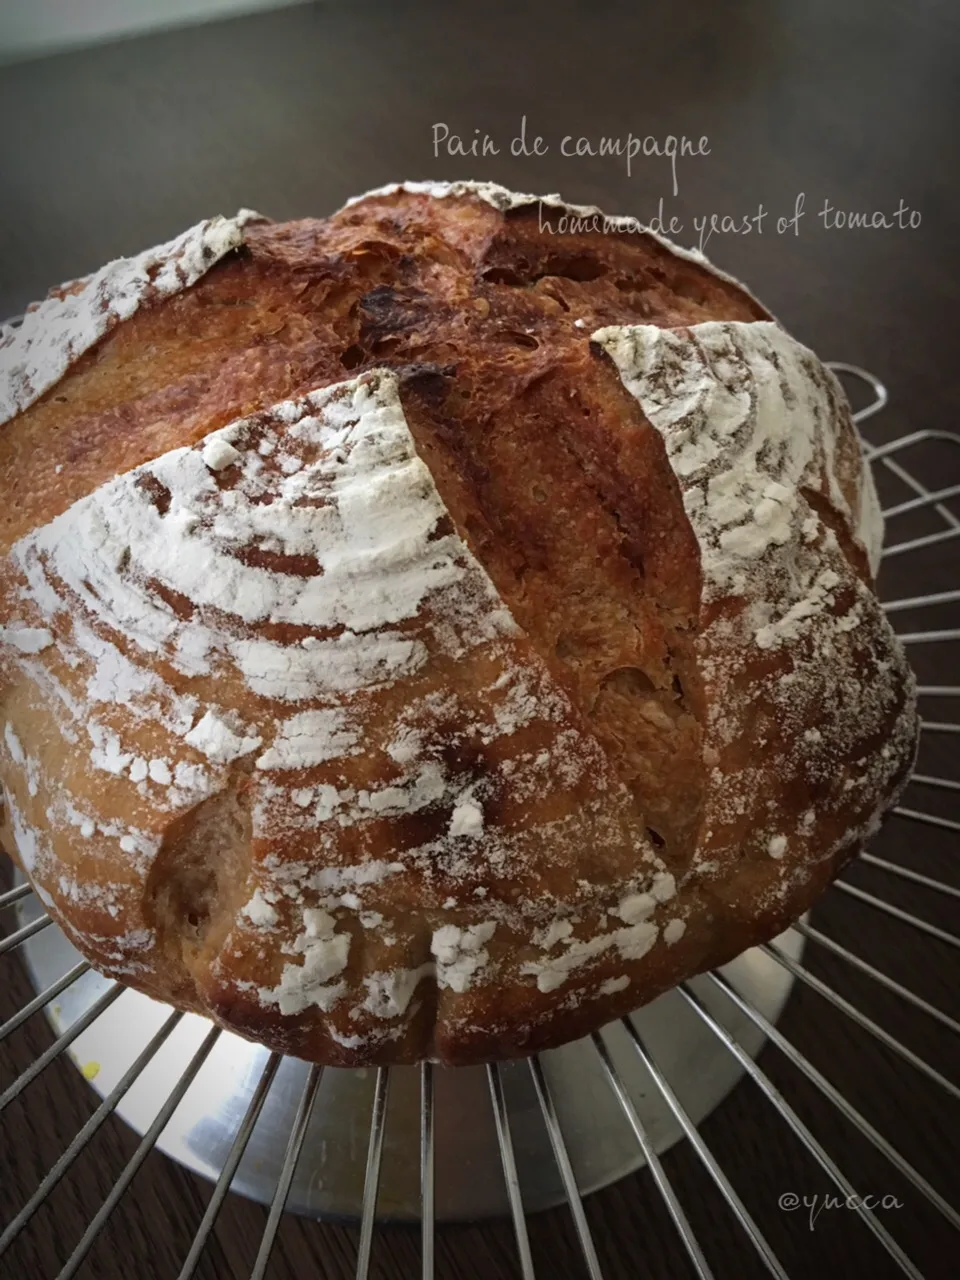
[14,877,803,1222]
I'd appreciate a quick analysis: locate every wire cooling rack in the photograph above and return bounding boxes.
[1,363,958,1280]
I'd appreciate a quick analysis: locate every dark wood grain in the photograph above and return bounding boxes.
[1,2,958,1277]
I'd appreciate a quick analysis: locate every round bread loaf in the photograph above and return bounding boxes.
[0,182,918,1065]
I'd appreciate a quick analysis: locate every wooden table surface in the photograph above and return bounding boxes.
[1,2,958,1277]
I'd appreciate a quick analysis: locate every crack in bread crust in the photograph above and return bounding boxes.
[396,350,709,870]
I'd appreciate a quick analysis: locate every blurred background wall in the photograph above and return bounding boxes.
[0,0,311,62]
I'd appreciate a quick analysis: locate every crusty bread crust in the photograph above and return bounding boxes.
[0,184,917,1064]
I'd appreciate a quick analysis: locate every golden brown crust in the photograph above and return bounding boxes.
[0,184,918,1065]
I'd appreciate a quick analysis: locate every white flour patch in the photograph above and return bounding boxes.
[0,210,263,425]
[0,625,54,653]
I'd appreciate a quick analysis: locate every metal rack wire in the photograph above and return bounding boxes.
[1,364,957,1280]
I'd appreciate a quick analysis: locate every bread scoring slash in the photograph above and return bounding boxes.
[0,182,918,1065]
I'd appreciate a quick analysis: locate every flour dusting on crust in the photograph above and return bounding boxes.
[596,320,917,879]
[0,210,263,426]
[594,322,880,590]
[1,365,674,1040]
